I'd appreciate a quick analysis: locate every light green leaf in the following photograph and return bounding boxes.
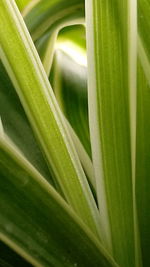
[0,0,101,239]
[65,119,96,191]
[85,0,138,266]
[37,27,95,189]
[15,0,32,11]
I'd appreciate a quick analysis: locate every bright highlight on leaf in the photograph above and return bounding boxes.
[56,41,87,67]
[0,118,4,138]
[0,0,149,266]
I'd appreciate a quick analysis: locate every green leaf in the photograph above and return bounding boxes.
[32,1,85,74]
[15,0,32,11]
[138,0,150,65]
[64,118,96,191]
[0,241,32,267]
[0,0,101,239]
[35,30,58,76]
[58,25,86,50]
[85,0,137,266]
[37,28,95,189]
[136,63,150,267]
[24,0,84,41]
[35,16,94,188]
[0,133,117,267]
[0,62,55,187]
[52,50,91,156]
[36,20,94,188]
[136,2,150,266]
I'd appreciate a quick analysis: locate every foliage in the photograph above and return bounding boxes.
[0,0,149,266]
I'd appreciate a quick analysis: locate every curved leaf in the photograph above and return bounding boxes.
[0,0,101,238]
[0,134,117,267]
[52,50,91,156]
[24,0,84,41]
[33,2,85,74]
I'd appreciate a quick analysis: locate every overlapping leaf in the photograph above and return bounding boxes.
[0,0,101,240]
[85,1,137,266]
[0,132,117,267]
[0,62,55,187]
[136,2,150,266]
[0,0,150,266]
[52,50,90,156]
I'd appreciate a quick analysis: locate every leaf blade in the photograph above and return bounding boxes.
[0,134,117,267]
[85,1,137,266]
[0,0,101,239]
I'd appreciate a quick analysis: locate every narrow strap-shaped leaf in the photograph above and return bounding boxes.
[136,61,150,267]
[136,2,150,266]
[0,0,101,239]
[25,0,84,74]
[52,50,91,156]
[24,1,91,161]
[138,0,150,86]
[138,0,150,63]
[0,62,55,187]
[24,0,84,41]
[138,36,150,86]
[35,30,58,76]
[65,119,96,190]
[128,2,141,267]
[37,29,95,188]
[0,133,118,267]
[85,1,137,266]
[35,15,84,75]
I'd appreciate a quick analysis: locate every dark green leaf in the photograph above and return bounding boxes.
[0,136,117,267]
[0,241,33,267]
